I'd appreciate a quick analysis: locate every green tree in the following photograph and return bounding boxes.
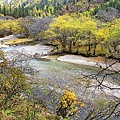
[79,16,97,55]
[44,15,81,52]
[103,19,120,57]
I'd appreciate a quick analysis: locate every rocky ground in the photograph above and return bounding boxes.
[57,54,120,71]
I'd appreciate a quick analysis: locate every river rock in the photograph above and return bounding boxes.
[34,53,41,58]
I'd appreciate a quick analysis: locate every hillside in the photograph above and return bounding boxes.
[0,0,119,18]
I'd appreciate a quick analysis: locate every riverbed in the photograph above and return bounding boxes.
[0,35,120,120]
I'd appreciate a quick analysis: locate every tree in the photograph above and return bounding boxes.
[0,50,29,107]
[0,50,57,120]
[83,60,120,120]
[17,16,53,38]
[108,19,120,56]
[29,16,53,37]
[91,26,108,56]
[101,19,120,58]
[0,19,21,37]
[77,16,97,55]
[43,14,82,52]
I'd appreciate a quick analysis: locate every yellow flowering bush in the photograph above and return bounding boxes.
[56,87,84,119]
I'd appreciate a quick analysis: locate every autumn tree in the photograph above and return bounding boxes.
[105,19,120,58]
[0,19,21,37]
[0,50,29,107]
[56,87,84,119]
[77,16,98,55]
[0,50,57,120]
[43,15,82,52]
[90,25,108,56]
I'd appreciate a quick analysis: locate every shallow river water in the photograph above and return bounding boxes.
[0,36,120,120]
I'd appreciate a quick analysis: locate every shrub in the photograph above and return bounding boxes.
[56,87,84,119]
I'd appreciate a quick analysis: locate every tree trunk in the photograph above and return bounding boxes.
[69,41,72,53]
[87,40,91,55]
[93,43,97,56]
[88,40,91,52]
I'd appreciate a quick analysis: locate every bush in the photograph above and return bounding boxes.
[56,87,84,119]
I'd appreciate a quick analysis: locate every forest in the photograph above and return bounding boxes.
[0,13,120,59]
[0,0,120,18]
[0,0,120,120]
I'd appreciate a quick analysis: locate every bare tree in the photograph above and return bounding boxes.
[19,16,53,38]
[83,59,120,120]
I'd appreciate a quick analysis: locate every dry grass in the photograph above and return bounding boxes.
[3,38,34,45]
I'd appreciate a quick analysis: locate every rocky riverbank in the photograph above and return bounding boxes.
[57,55,120,71]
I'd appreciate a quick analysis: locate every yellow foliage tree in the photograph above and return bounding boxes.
[56,87,84,119]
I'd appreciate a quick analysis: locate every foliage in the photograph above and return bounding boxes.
[100,19,120,57]
[44,14,82,52]
[43,14,101,55]
[0,0,82,18]
[42,14,120,58]
[91,0,120,15]
[0,12,119,58]
[56,87,84,119]
[0,19,21,37]
[0,0,120,18]
[0,50,29,107]
[0,50,56,120]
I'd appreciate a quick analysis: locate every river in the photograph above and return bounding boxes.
[0,36,120,120]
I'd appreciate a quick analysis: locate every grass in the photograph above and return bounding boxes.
[2,38,34,45]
